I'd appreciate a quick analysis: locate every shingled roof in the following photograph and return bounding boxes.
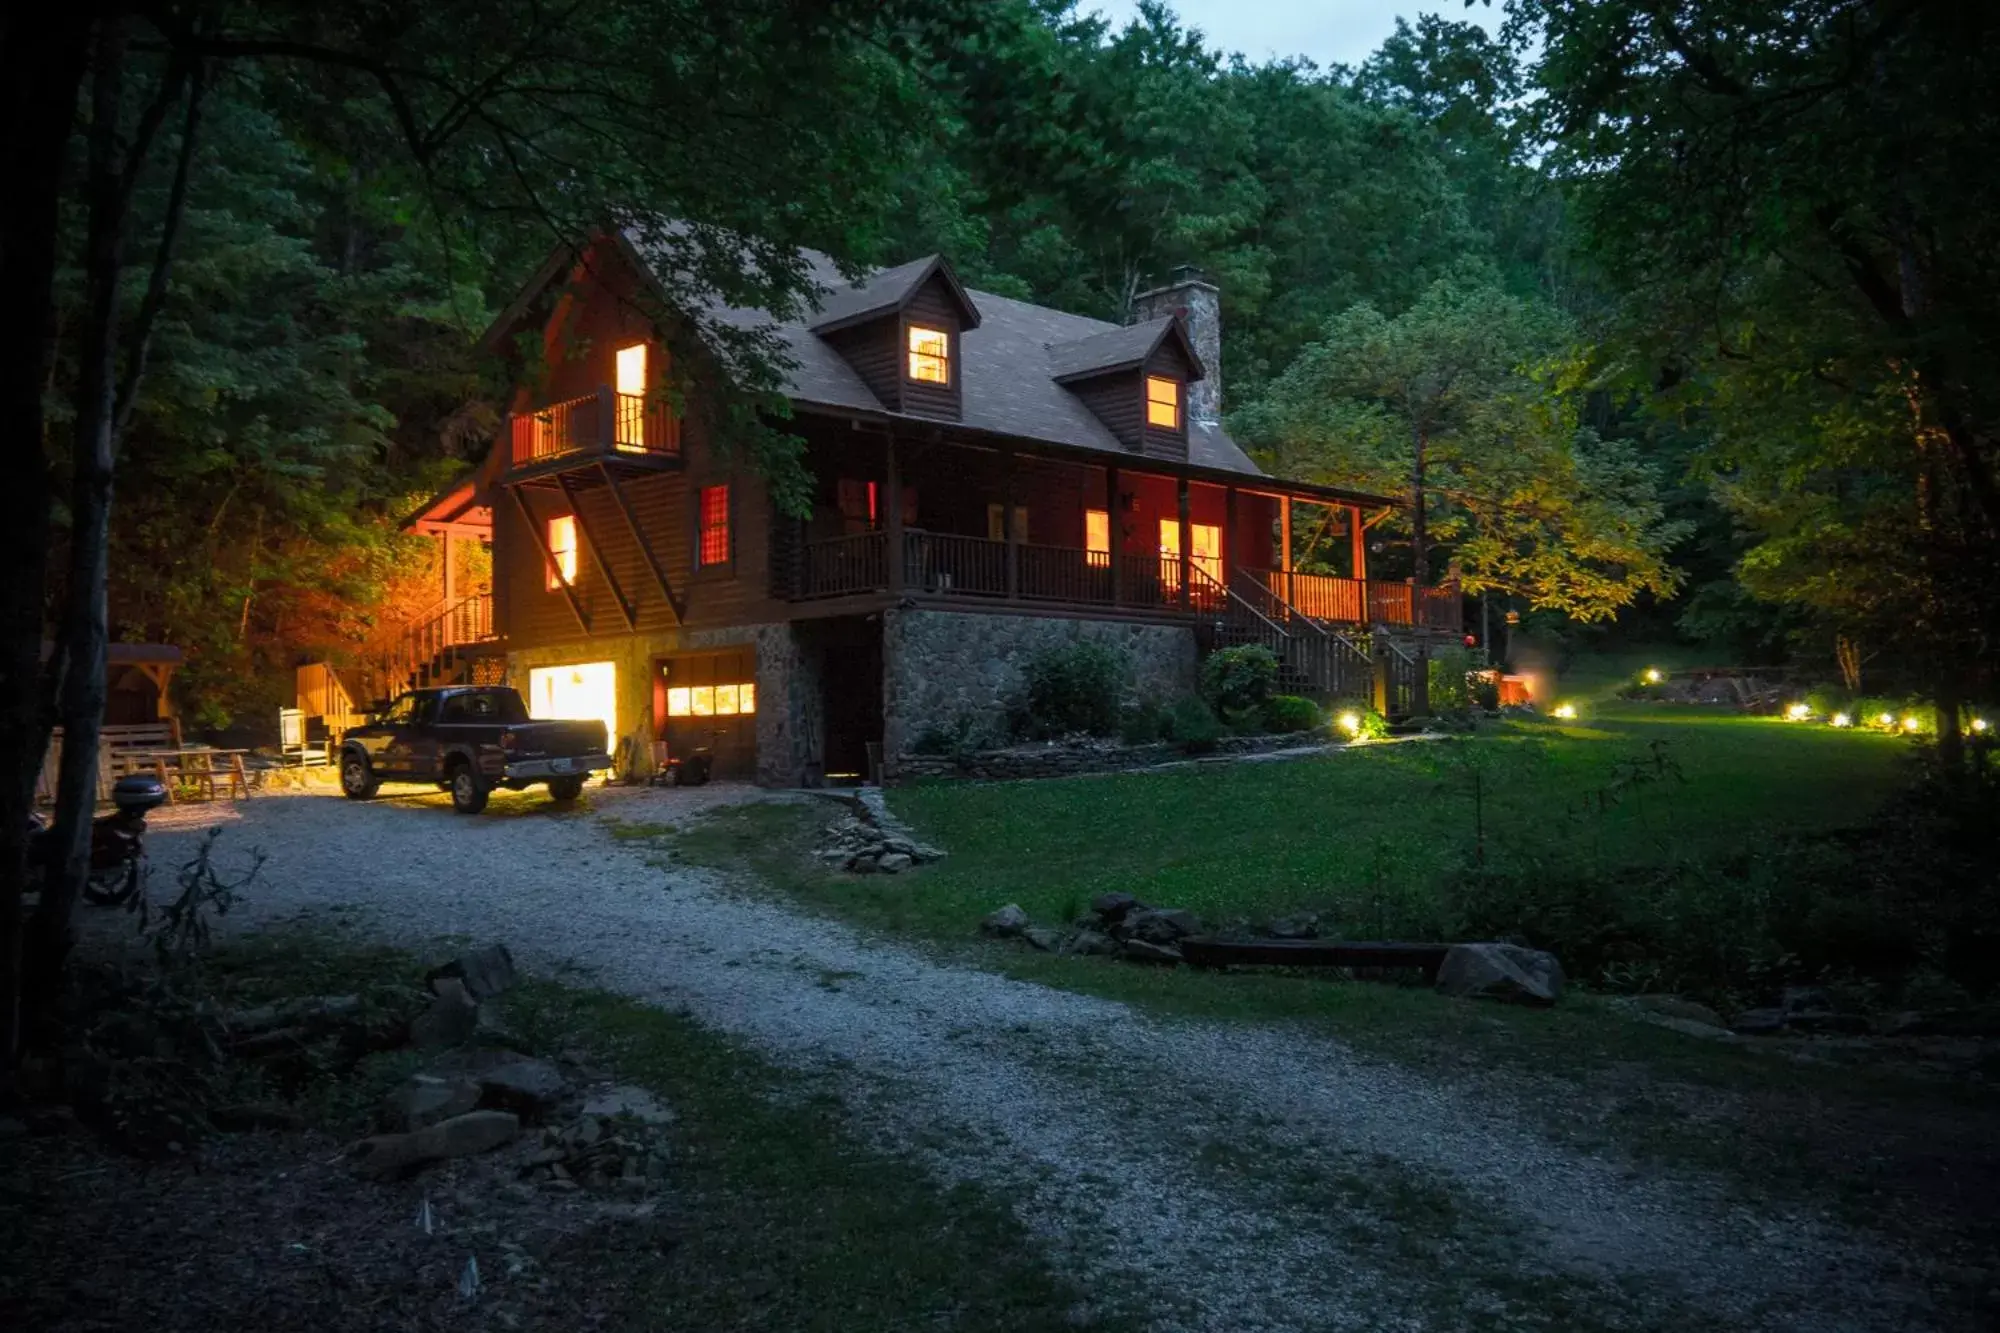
[696,247,1266,477]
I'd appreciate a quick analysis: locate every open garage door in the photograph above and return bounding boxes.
[526,661,617,757]
[653,649,757,780]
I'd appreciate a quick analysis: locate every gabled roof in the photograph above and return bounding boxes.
[806,254,981,334]
[1047,316,1205,384]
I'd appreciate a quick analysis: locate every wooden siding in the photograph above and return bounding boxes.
[1140,342,1196,463]
[1071,370,1144,451]
[823,320,902,412]
[898,278,962,422]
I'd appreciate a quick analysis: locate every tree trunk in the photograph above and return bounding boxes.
[0,12,94,1066]
[30,18,129,988]
[1409,424,1431,716]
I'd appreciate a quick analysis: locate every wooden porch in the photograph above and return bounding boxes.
[504,385,682,483]
[780,527,1461,633]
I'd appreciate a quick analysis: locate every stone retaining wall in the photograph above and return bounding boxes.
[894,731,1326,783]
[881,608,1197,769]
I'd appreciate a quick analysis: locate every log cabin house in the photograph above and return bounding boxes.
[396,233,1460,784]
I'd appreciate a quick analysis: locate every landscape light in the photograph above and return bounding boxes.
[1876,712,1896,727]
[1642,667,1663,685]
[1831,712,1852,728]
[1974,718,1990,734]
[1784,702,1810,721]
[1337,711,1362,736]
[1902,715,1922,732]
[1551,702,1578,721]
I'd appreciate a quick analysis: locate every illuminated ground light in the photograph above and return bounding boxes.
[1551,702,1579,721]
[1876,712,1897,727]
[1784,702,1811,721]
[1831,712,1853,728]
[1642,667,1664,685]
[1974,718,1991,734]
[1337,711,1362,737]
[1902,716,1923,733]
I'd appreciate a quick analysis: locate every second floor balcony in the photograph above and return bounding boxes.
[506,386,682,480]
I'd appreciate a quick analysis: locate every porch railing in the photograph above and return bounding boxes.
[384,590,497,694]
[507,385,679,468]
[786,532,1459,631]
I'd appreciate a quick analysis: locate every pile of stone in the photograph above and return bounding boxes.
[346,944,678,1188]
[980,892,1202,964]
[816,791,945,875]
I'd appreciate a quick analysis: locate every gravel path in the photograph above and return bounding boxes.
[132,785,1942,1332]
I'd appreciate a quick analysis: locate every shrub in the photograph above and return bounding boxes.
[1425,645,1479,712]
[1470,672,1501,711]
[1163,696,1222,753]
[1261,694,1322,734]
[1015,641,1126,738]
[1200,644,1278,717]
[911,713,1000,757]
[1331,706,1390,740]
[1118,699,1169,745]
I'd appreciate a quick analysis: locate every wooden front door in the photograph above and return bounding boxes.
[654,650,757,780]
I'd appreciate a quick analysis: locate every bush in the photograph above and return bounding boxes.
[1261,694,1321,734]
[1163,696,1222,753]
[911,713,1000,757]
[1015,641,1127,738]
[1331,705,1390,740]
[1118,699,1169,745]
[1200,644,1278,718]
[1425,645,1479,712]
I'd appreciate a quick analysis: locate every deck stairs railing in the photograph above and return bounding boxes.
[381,590,500,696]
[1192,567,1376,703]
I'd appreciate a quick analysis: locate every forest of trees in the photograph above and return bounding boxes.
[5,1,1996,1047]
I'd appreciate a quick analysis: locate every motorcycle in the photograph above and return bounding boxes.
[27,774,169,907]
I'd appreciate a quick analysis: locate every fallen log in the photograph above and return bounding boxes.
[1179,938,1452,980]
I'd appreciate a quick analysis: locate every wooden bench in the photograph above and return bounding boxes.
[38,721,183,804]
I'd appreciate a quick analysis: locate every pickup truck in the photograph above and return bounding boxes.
[338,686,612,814]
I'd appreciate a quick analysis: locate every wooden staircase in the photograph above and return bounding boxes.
[382,591,503,695]
[1193,569,1422,715]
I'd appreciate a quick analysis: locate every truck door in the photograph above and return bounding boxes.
[365,694,420,775]
[402,693,445,781]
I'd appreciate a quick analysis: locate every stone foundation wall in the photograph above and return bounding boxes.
[752,623,826,788]
[880,608,1197,768]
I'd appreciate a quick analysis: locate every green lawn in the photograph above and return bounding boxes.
[878,705,1909,938]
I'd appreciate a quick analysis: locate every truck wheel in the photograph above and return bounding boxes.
[547,776,585,802]
[340,752,380,801]
[449,761,489,815]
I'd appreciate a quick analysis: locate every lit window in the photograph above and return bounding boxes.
[698,485,730,566]
[986,503,1028,542]
[546,514,577,590]
[1146,376,1180,429]
[907,325,950,384]
[615,344,648,449]
[1157,519,1221,589]
[666,682,754,717]
[1085,509,1110,568]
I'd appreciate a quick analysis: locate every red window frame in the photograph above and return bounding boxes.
[697,484,731,567]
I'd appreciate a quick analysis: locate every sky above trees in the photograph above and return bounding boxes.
[1090,0,1502,69]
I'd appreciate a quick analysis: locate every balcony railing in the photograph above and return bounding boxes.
[508,385,680,469]
[787,530,1459,630]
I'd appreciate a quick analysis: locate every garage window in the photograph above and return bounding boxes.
[666,681,756,716]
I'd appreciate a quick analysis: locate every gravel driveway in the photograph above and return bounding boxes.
[132,784,1941,1333]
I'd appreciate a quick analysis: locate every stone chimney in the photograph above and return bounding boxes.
[1130,264,1221,425]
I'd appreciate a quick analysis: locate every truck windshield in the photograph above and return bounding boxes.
[437,690,531,725]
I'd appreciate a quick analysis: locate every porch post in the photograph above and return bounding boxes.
[441,530,456,603]
[1176,477,1191,609]
[1279,495,1293,606]
[1106,464,1123,605]
[1003,447,1019,600]
[1223,486,1237,591]
[885,431,903,594]
[1350,503,1368,581]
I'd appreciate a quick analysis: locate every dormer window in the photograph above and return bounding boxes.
[907,325,951,384]
[1146,376,1181,430]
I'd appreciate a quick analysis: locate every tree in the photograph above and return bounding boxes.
[1515,0,2000,763]
[1233,275,1687,701]
[2,0,992,1061]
